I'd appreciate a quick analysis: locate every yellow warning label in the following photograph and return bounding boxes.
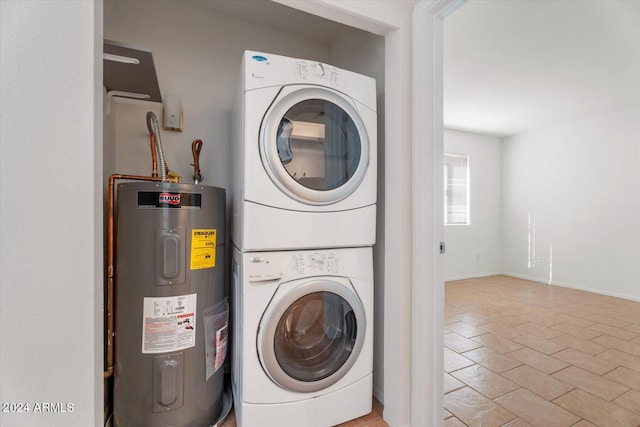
[190,229,216,270]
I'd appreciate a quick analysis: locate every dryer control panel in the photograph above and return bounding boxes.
[242,50,376,109]
[294,60,339,85]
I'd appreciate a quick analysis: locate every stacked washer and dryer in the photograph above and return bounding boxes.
[231,51,377,427]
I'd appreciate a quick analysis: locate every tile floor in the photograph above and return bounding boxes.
[445,275,640,427]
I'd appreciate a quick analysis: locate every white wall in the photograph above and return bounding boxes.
[444,129,502,280]
[502,108,640,299]
[0,1,103,426]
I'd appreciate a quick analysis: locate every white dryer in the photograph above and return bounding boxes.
[232,51,377,251]
[231,246,373,427]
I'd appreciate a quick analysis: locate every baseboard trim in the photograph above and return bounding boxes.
[503,271,640,303]
[445,272,503,282]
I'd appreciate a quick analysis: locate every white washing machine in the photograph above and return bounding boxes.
[231,245,373,427]
[232,50,377,251]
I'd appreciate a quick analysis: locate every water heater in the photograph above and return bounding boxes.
[113,182,226,427]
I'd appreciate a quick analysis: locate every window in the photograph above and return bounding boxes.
[444,154,470,225]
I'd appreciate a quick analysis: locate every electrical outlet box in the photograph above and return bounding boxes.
[163,95,183,131]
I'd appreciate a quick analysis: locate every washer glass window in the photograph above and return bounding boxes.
[276,99,362,192]
[273,291,357,382]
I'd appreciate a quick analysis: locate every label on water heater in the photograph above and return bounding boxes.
[203,299,229,381]
[141,293,197,354]
[137,191,202,209]
[190,229,216,270]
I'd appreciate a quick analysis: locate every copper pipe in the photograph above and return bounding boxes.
[191,139,203,184]
[104,174,163,379]
[150,134,158,178]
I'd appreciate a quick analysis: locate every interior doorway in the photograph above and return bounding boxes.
[438,0,640,425]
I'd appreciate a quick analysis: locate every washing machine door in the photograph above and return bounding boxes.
[258,278,366,393]
[260,86,369,205]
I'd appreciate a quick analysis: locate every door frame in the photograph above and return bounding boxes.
[412,1,465,425]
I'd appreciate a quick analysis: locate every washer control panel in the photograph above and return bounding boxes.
[289,251,340,275]
[246,251,341,283]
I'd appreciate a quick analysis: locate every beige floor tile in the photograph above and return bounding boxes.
[550,314,596,328]
[517,322,563,340]
[336,409,381,426]
[450,364,520,399]
[551,322,603,340]
[597,349,640,372]
[456,312,494,326]
[445,320,488,338]
[444,316,460,325]
[593,335,640,356]
[444,417,466,427]
[445,332,483,353]
[624,323,640,334]
[444,347,475,373]
[585,314,631,328]
[501,364,575,400]
[506,347,569,374]
[571,421,597,427]
[587,323,639,341]
[445,277,640,427]
[494,313,532,327]
[481,322,527,339]
[604,366,640,390]
[552,348,617,375]
[502,419,533,427]
[444,372,465,394]
[615,311,640,325]
[444,408,453,419]
[554,307,592,319]
[462,347,523,373]
[550,334,606,356]
[512,333,567,355]
[553,389,640,427]
[523,311,565,328]
[472,333,524,354]
[444,387,517,427]
[494,388,580,427]
[552,366,629,401]
[613,389,640,415]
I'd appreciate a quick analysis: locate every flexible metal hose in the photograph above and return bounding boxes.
[146,111,167,182]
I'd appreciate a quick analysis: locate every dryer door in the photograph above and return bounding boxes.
[260,86,369,205]
[258,278,366,393]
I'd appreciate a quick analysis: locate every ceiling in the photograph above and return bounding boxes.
[186,0,360,44]
[443,0,640,137]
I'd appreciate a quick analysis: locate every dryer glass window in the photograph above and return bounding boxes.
[277,100,361,191]
[274,291,357,382]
